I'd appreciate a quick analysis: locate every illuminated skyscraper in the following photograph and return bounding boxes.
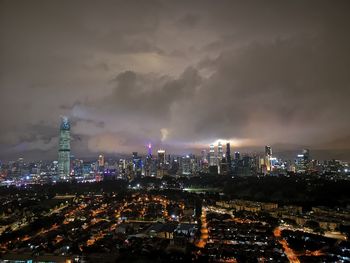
[265,146,272,157]
[295,149,311,172]
[182,155,191,175]
[234,151,240,160]
[132,152,142,177]
[218,142,223,160]
[209,144,216,166]
[98,154,105,167]
[302,148,310,162]
[226,142,232,172]
[264,145,272,172]
[157,149,166,166]
[147,143,152,156]
[58,117,70,179]
[201,149,207,162]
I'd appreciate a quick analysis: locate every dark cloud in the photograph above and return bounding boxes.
[107,67,201,118]
[177,14,200,28]
[0,0,349,161]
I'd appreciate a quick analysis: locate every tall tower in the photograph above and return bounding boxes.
[209,144,216,166]
[218,141,223,160]
[58,117,71,179]
[265,145,272,157]
[147,143,152,156]
[264,145,272,172]
[98,154,105,167]
[226,142,232,171]
[157,149,166,166]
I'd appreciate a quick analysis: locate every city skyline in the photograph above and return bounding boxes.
[1,1,350,161]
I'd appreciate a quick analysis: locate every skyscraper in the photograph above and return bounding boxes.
[226,142,232,172]
[182,155,191,175]
[58,117,71,179]
[296,149,311,172]
[234,151,241,160]
[98,154,105,167]
[218,141,223,160]
[147,143,152,156]
[209,144,216,166]
[264,145,273,172]
[157,149,166,166]
[132,152,142,177]
[265,145,272,157]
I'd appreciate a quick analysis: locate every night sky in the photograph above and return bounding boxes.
[1,1,350,161]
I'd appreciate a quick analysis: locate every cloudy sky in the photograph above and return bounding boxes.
[1,0,349,161]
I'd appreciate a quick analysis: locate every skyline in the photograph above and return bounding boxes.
[1,1,350,161]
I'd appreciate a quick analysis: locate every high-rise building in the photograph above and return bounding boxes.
[218,142,223,160]
[98,154,105,167]
[147,143,152,156]
[264,145,272,172]
[226,142,232,173]
[182,155,191,175]
[209,144,216,166]
[157,149,166,166]
[58,117,71,179]
[265,146,272,157]
[234,151,240,160]
[132,152,142,177]
[295,149,311,173]
[302,149,310,161]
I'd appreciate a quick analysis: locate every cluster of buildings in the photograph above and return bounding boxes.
[0,117,349,186]
[199,209,287,262]
[0,192,199,262]
[215,200,350,237]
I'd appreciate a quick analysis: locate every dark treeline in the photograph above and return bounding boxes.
[0,180,128,197]
[222,176,350,208]
[1,175,349,208]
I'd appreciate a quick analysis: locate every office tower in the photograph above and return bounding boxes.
[302,149,310,162]
[296,149,311,173]
[98,154,104,167]
[132,152,142,177]
[264,145,272,172]
[58,116,71,179]
[147,143,152,156]
[226,142,232,172]
[218,141,223,160]
[209,144,216,166]
[234,151,241,160]
[201,149,207,162]
[182,155,191,175]
[119,159,126,170]
[157,149,166,166]
[144,155,152,177]
[265,145,272,157]
[156,150,166,178]
[17,157,24,176]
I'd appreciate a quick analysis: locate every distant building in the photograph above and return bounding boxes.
[209,144,216,166]
[58,117,71,179]
[218,141,223,160]
[265,145,272,172]
[226,142,232,173]
[226,143,231,162]
[157,149,166,166]
[265,145,272,157]
[182,155,191,175]
[132,152,142,177]
[295,149,310,173]
[147,143,152,156]
[98,154,104,167]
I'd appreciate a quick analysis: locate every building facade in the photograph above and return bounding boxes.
[58,117,71,179]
